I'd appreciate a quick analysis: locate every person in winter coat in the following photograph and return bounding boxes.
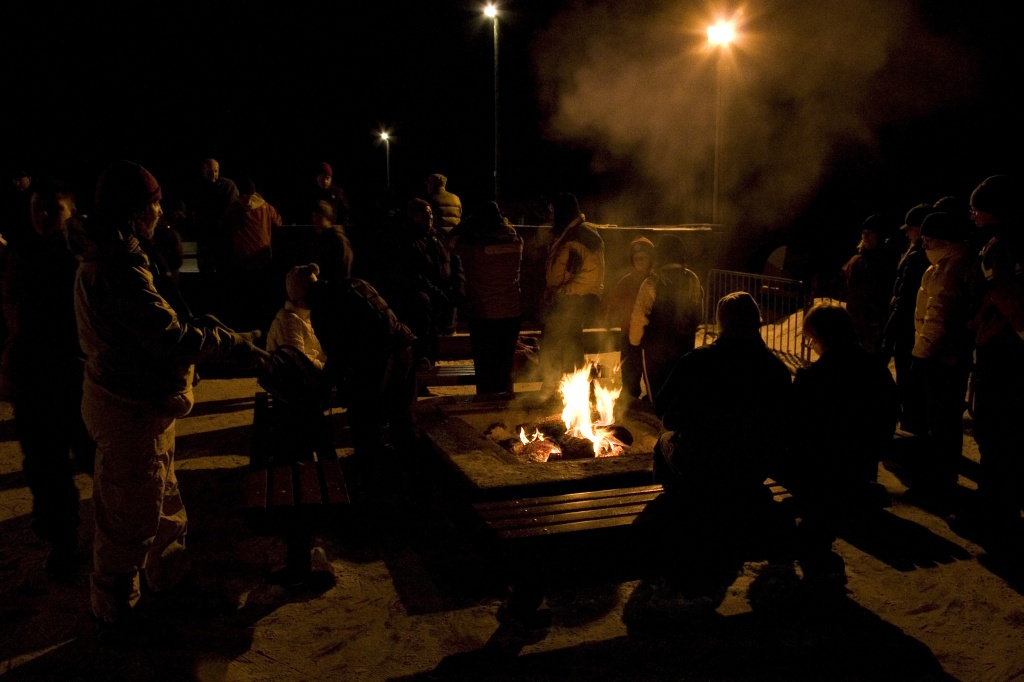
[843,215,897,355]
[449,202,523,394]
[629,235,703,404]
[74,160,267,625]
[426,173,462,236]
[267,263,327,369]
[650,292,793,611]
[0,179,95,581]
[780,303,899,592]
[908,211,975,510]
[959,175,1024,548]
[376,199,464,368]
[306,229,417,468]
[539,192,605,386]
[603,236,654,398]
[881,204,932,433]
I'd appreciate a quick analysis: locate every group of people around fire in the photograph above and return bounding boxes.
[1,157,1021,629]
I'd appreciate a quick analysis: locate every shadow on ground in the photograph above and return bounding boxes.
[396,597,956,682]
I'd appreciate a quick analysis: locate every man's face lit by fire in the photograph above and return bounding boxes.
[317,174,332,189]
[202,160,220,183]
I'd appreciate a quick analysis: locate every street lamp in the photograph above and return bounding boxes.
[380,131,391,189]
[484,3,499,201]
[707,20,735,224]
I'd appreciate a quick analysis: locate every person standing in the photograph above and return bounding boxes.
[0,179,95,581]
[603,237,654,399]
[426,173,462,237]
[629,234,703,404]
[961,175,1024,549]
[449,201,523,395]
[190,158,238,274]
[908,211,974,510]
[881,204,932,433]
[313,162,350,227]
[843,215,897,355]
[539,192,605,387]
[74,160,265,625]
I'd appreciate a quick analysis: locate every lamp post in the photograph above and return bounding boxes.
[707,20,735,224]
[484,3,499,201]
[380,131,391,189]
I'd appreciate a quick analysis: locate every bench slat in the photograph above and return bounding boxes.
[493,509,653,539]
[244,469,269,509]
[295,460,322,505]
[319,451,350,505]
[474,484,664,512]
[270,465,295,507]
[486,502,652,531]
[476,491,663,523]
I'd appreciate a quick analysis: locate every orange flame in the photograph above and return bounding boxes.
[559,363,625,457]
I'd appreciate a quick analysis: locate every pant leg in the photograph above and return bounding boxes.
[83,380,188,621]
[13,392,81,547]
[470,317,520,395]
[619,334,644,398]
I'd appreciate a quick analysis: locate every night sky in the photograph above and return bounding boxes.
[4,0,1018,274]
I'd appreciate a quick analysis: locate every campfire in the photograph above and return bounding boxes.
[486,364,633,463]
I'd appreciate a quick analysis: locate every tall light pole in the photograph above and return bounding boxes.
[380,131,391,189]
[484,3,499,201]
[707,20,735,224]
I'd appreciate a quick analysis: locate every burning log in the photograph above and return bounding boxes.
[514,439,561,463]
[560,435,596,460]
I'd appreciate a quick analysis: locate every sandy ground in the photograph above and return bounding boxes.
[1,358,1023,682]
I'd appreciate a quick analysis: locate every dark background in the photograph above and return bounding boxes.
[3,0,1018,277]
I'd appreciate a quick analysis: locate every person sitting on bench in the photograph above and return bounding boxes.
[267,263,327,370]
[651,291,793,612]
[778,302,899,595]
[306,229,417,480]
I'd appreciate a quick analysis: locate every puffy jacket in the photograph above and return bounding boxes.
[450,222,522,319]
[912,242,974,365]
[73,225,250,405]
[545,215,605,297]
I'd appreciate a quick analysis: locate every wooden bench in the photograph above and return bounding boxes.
[472,484,666,540]
[471,481,797,623]
[245,391,350,585]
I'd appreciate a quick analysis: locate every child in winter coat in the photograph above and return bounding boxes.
[267,263,328,369]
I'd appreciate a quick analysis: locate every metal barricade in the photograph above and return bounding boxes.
[701,269,811,366]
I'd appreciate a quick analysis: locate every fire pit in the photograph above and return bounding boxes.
[418,365,663,500]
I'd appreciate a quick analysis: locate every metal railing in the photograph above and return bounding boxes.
[700,269,812,366]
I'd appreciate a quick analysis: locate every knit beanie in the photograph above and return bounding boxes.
[286,263,320,304]
[552,192,581,228]
[320,162,333,177]
[654,234,686,267]
[902,204,932,230]
[629,237,655,265]
[94,160,161,218]
[717,291,761,338]
[970,175,1017,218]
[427,173,447,192]
[920,212,967,242]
